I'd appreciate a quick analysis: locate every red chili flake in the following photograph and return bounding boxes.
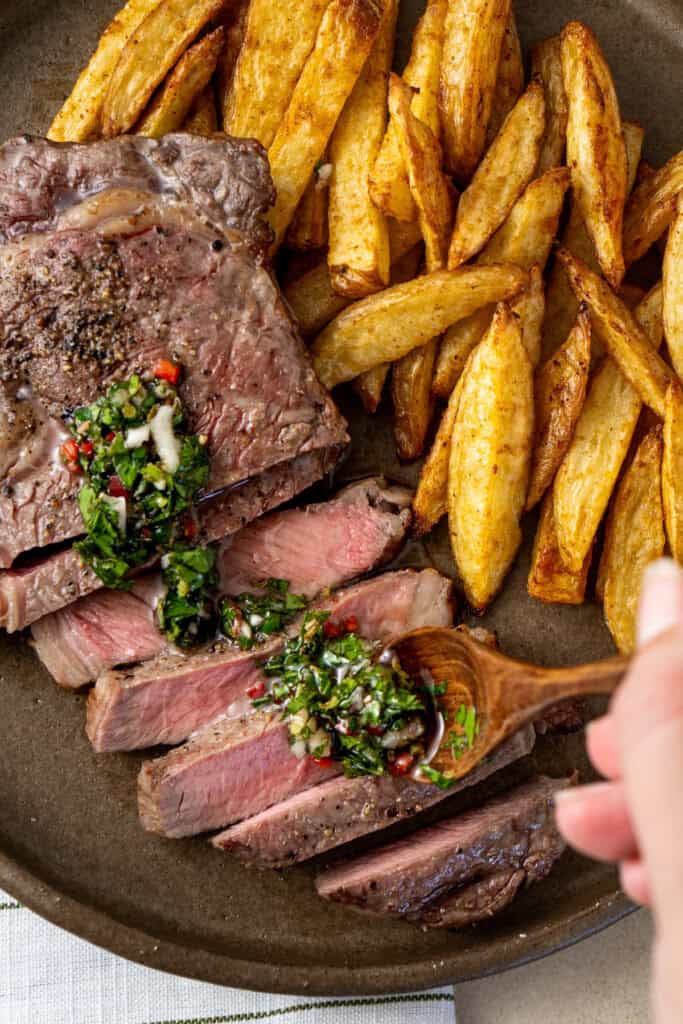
[366,725,384,736]
[184,515,198,539]
[323,619,343,639]
[108,477,130,499]
[154,359,181,386]
[344,615,359,633]
[66,461,83,475]
[312,756,334,769]
[61,438,79,463]
[142,527,152,541]
[105,432,116,444]
[246,681,266,700]
[389,752,414,777]
[79,440,94,459]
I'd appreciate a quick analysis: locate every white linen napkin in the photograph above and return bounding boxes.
[0,889,456,1024]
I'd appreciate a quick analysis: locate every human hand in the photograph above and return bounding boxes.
[555,558,683,1024]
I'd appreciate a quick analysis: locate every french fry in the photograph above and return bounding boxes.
[327,0,397,297]
[448,303,534,610]
[528,489,592,605]
[531,36,568,175]
[225,0,332,149]
[312,263,527,389]
[287,165,330,251]
[101,0,225,137]
[216,0,249,126]
[369,0,447,223]
[412,370,466,537]
[541,120,644,362]
[183,85,218,135]
[663,195,683,380]
[623,150,683,266]
[267,0,384,250]
[355,363,390,415]
[559,249,673,418]
[448,82,546,269]
[137,28,224,138]
[526,308,592,511]
[560,21,628,289]
[600,429,665,654]
[392,340,439,460]
[486,12,524,145]
[510,264,545,369]
[48,0,159,142]
[434,168,569,398]
[439,0,512,182]
[663,381,683,564]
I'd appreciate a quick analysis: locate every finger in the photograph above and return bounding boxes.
[620,858,652,907]
[637,558,683,648]
[554,781,640,862]
[586,714,621,780]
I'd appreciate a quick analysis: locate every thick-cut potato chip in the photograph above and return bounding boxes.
[439,0,512,182]
[526,308,591,511]
[511,265,546,370]
[48,0,159,142]
[486,12,524,145]
[448,82,546,269]
[267,0,383,249]
[559,249,673,418]
[412,370,467,537]
[327,0,397,298]
[102,0,225,137]
[137,28,224,138]
[623,150,683,266]
[287,165,330,251]
[448,303,534,610]
[183,85,218,135]
[369,0,447,223]
[312,263,527,389]
[560,21,628,289]
[600,429,665,654]
[225,0,332,149]
[216,0,249,126]
[528,490,592,605]
[663,195,683,380]
[663,381,683,564]
[531,36,568,174]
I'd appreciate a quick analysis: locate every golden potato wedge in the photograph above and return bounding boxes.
[559,249,674,418]
[312,263,527,389]
[354,363,390,415]
[287,164,330,251]
[623,150,683,266]
[448,82,546,269]
[225,0,332,149]
[102,0,225,137]
[510,265,546,369]
[600,429,665,654]
[183,85,218,135]
[267,0,384,249]
[433,168,568,398]
[412,369,467,537]
[486,12,524,145]
[392,339,439,461]
[663,195,683,380]
[439,0,512,182]
[369,0,447,223]
[448,303,534,610]
[526,308,592,511]
[216,0,250,126]
[327,0,398,297]
[560,21,627,289]
[528,489,592,605]
[531,36,568,175]
[137,27,224,138]
[48,0,159,142]
[663,381,683,564]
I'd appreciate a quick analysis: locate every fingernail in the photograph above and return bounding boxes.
[637,558,683,648]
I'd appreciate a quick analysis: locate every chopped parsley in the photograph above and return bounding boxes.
[156,546,218,649]
[258,613,428,777]
[444,704,480,760]
[219,579,307,650]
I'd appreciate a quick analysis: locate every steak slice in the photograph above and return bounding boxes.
[136,569,454,837]
[315,775,572,928]
[33,474,409,685]
[212,726,536,868]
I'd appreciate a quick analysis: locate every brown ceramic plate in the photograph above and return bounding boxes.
[0,0,680,996]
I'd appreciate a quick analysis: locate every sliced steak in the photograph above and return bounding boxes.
[136,569,454,837]
[10,448,336,633]
[212,726,536,867]
[315,775,572,928]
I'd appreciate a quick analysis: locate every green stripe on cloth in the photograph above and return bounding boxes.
[0,902,21,911]
[148,994,455,1024]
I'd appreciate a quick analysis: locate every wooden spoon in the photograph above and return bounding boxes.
[392,626,629,785]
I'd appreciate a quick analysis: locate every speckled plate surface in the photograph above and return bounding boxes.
[0,0,680,996]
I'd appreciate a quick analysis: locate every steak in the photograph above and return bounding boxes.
[0,135,347,566]
[212,726,536,867]
[136,569,454,837]
[315,775,572,928]
[33,475,410,685]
